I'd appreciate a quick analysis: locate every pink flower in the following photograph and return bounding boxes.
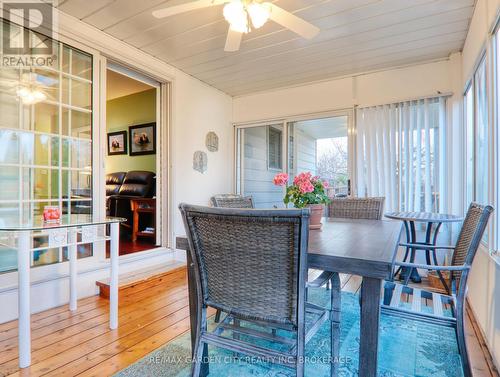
[322,181,329,188]
[299,181,314,194]
[293,172,312,186]
[273,173,289,186]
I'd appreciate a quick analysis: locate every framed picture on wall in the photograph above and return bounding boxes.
[107,131,127,155]
[129,123,156,156]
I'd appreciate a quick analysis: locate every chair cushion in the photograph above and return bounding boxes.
[105,172,126,196]
[119,171,155,197]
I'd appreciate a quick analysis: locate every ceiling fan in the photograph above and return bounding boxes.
[152,0,320,52]
[0,72,56,105]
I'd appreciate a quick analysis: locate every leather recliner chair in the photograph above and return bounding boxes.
[107,171,156,234]
[106,172,126,215]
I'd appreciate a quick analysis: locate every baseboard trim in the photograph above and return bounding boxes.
[466,298,500,377]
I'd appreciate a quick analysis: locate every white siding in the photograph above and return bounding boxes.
[295,129,317,176]
[242,127,284,208]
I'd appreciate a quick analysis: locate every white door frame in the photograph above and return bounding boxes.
[102,60,167,251]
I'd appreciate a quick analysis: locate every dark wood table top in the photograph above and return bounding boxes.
[176,217,402,281]
[307,218,402,279]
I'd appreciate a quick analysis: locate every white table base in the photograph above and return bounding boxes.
[69,229,78,311]
[110,222,119,330]
[17,231,31,369]
[16,222,121,368]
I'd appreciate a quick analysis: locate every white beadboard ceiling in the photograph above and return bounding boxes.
[56,0,475,96]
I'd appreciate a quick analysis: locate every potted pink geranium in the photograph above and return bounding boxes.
[273,172,330,230]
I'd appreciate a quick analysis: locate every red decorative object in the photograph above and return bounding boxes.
[43,206,61,223]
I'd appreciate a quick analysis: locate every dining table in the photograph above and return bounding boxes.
[176,217,402,377]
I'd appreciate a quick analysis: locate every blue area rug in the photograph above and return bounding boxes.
[114,288,463,377]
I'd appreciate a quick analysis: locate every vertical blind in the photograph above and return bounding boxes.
[356,97,447,213]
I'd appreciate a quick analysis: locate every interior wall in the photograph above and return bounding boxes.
[461,0,500,369]
[171,72,233,240]
[462,0,500,82]
[106,89,156,174]
[233,60,455,123]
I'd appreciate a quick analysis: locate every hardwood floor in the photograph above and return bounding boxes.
[105,238,157,258]
[0,268,497,377]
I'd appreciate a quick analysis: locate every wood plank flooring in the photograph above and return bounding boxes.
[0,267,497,377]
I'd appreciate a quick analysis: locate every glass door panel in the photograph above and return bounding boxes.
[0,18,94,271]
[236,124,285,208]
[236,114,353,209]
[288,116,349,197]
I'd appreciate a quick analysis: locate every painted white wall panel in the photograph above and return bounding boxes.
[233,60,454,123]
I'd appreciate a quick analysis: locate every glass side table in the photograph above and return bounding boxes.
[0,215,125,368]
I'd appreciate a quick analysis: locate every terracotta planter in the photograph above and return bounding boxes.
[307,204,324,230]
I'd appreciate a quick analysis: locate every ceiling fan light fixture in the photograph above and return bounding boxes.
[17,86,46,105]
[247,2,270,29]
[223,1,248,33]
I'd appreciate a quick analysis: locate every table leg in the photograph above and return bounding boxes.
[397,221,411,281]
[69,228,78,311]
[132,201,138,243]
[359,277,382,377]
[186,250,208,377]
[110,222,119,330]
[408,221,421,283]
[18,231,31,368]
[424,222,433,266]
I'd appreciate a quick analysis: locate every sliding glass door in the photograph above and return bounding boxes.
[0,19,94,272]
[235,113,353,208]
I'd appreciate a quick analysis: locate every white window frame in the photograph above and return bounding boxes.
[266,125,283,171]
[463,43,498,255]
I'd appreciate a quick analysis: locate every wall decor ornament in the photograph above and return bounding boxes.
[205,131,219,152]
[193,151,208,173]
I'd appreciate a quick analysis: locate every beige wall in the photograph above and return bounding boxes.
[106,89,156,175]
[171,70,233,238]
[462,0,500,83]
[461,0,500,369]
[233,60,455,123]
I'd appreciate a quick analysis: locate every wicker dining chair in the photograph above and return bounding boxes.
[179,204,339,377]
[210,194,254,208]
[210,194,254,323]
[328,197,385,220]
[382,203,493,377]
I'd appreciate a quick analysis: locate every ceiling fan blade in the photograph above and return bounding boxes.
[268,4,319,39]
[224,27,242,52]
[152,0,227,18]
